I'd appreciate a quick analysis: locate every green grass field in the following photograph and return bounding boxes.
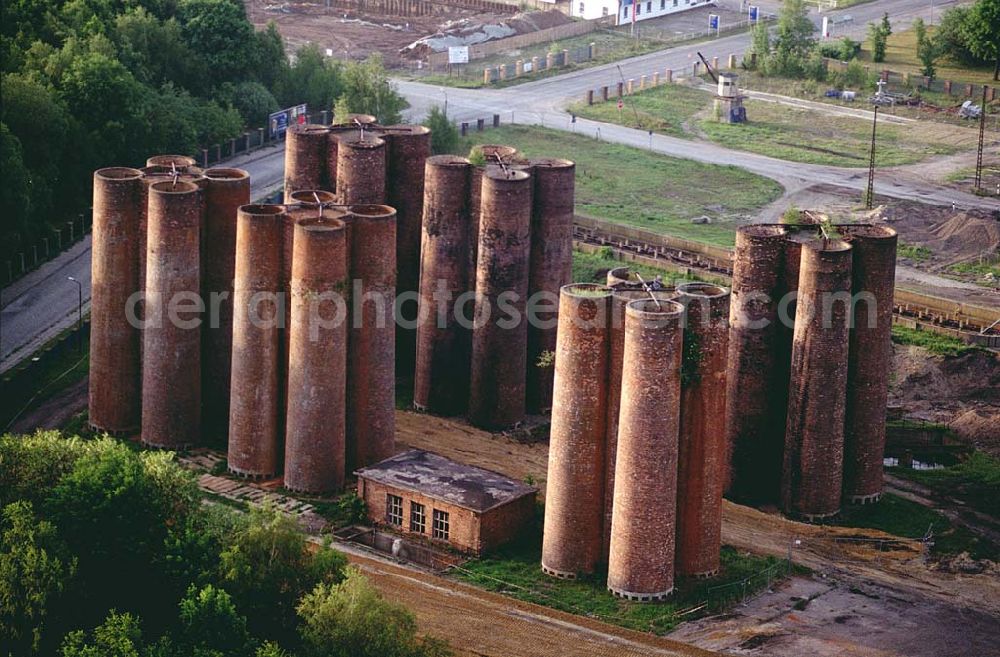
[457,125,784,246]
[573,82,973,167]
[888,452,1000,519]
[862,25,999,88]
[569,83,709,137]
[835,493,997,561]
[890,324,985,357]
[453,523,789,634]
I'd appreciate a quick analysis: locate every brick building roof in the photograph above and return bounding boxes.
[355,449,537,513]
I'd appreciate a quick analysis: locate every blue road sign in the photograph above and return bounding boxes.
[709,14,719,30]
[749,6,759,22]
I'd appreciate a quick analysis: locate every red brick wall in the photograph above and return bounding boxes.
[479,494,536,551]
[357,477,535,554]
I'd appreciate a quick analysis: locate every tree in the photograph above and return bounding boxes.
[297,568,451,657]
[218,506,346,641]
[59,611,144,657]
[838,36,858,61]
[337,54,409,125]
[774,0,815,59]
[0,124,34,251]
[176,585,255,657]
[914,18,942,80]
[219,81,280,127]
[423,106,457,155]
[964,0,1000,80]
[744,23,770,69]
[868,18,889,63]
[937,6,978,65]
[178,0,255,89]
[0,501,77,655]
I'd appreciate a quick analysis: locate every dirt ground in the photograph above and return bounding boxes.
[757,182,1000,298]
[890,345,1000,455]
[245,0,543,68]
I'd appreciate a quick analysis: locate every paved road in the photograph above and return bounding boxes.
[1,0,992,373]
[0,145,287,372]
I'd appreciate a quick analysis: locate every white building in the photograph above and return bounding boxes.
[571,0,712,25]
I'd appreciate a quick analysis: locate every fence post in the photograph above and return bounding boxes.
[484,68,491,84]
[531,56,539,74]
[477,118,485,131]
[42,237,49,259]
[258,127,265,146]
[602,85,609,101]
[590,42,596,59]
[18,252,25,275]
[728,53,736,69]
[712,56,719,72]
[586,89,594,105]
[640,75,647,90]
[461,122,468,136]
[243,132,250,153]
[230,138,236,158]
[515,59,524,76]
[944,80,952,95]
[32,245,38,266]
[6,261,11,285]
[68,220,75,243]
[652,72,659,86]
[202,148,209,168]
[627,78,634,94]
[499,64,507,81]
[546,52,555,69]
[665,68,673,83]
[493,113,500,127]
[617,81,624,97]
[563,49,570,66]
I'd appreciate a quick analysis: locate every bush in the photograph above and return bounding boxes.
[423,105,458,155]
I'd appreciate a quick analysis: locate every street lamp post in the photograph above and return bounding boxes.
[68,276,82,353]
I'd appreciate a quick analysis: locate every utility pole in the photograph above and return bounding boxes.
[68,276,82,353]
[866,106,878,209]
[975,84,987,193]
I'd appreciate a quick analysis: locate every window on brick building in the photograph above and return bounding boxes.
[410,501,426,533]
[432,509,450,540]
[386,494,403,526]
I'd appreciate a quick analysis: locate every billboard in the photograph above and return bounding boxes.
[269,104,308,139]
[448,46,470,64]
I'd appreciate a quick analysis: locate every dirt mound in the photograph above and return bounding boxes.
[400,9,571,58]
[929,213,1000,264]
[889,346,1000,453]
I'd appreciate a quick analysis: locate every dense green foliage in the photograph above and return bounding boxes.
[0,432,448,657]
[890,325,984,357]
[423,106,458,155]
[0,0,406,259]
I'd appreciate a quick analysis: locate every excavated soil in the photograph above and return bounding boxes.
[889,345,1000,454]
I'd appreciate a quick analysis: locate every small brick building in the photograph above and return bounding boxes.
[355,449,537,555]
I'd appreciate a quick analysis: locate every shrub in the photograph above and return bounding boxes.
[423,105,458,155]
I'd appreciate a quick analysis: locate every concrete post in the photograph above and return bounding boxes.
[546,52,556,69]
[484,68,491,84]
[590,42,596,59]
[652,72,660,86]
[563,49,570,66]
[461,122,468,136]
[602,85,609,101]
[627,79,634,94]
[617,81,624,96]
[728,53,736,69]
[712,56,719,72]
[515,59,524,76]
[586,89,594,105]
[493,113,500,127]
[665,68,673,83]
[640,75,647,89]
[477,118,485,131]
[531,56,540,73]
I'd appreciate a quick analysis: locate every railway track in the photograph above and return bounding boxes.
[572,219,1000,349]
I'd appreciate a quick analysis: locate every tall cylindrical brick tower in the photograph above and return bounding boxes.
[607,297,684,601]
[228,204,284,478]
[285,216,350,492]
[782,238,853,520]
[336,133,386,205]
[466,146,518,300]
[675,282,730,578]
[468,168,533,430]
[385,125,432,377]
[137,165,204,354]
[526,158,575,414]
[284,124,330,202]
[413,155,472,414]
[724,224,787,502]
[346,204,397,469]
[141,180,203,449]
[542,284,611,579]
[200,168,251,443]
[146,155,197,168]
[89,167,144,434]
[842,225,897,504]
[603,282,676,560]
